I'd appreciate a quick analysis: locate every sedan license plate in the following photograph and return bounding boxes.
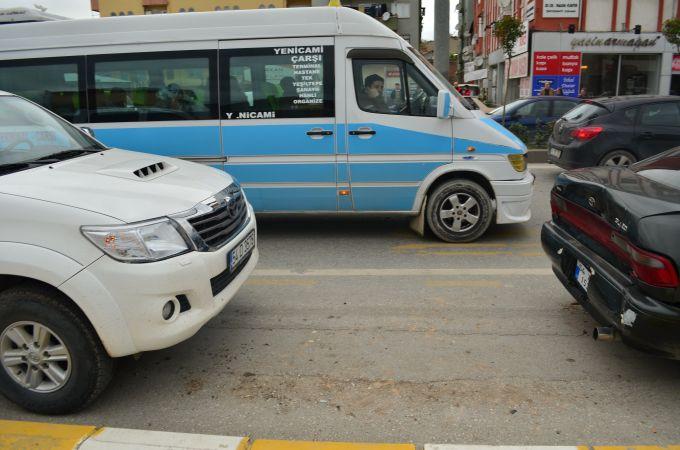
[574,260,591,291]
[229,231,255,272]
[549,147,562,158]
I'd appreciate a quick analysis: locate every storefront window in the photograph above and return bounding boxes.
[618,55,659,96]
[579,54,660,97]
[580,54,617,98]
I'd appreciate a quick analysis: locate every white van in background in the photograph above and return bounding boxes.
[0,7,533,242]
[0,92,258,414]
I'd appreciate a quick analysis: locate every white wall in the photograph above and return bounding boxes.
[585,0,614,31]
[630,0,659,32]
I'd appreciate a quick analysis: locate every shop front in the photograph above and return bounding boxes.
[531,32,674,98]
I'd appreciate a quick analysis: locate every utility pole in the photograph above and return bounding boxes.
[434,0,450,78]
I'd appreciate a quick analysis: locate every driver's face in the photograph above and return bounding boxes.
[370,81,384,95]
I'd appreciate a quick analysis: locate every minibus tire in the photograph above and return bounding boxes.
[0,285,113,414]
[426,179,493,243]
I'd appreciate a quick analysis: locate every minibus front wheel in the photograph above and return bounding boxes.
[426,179,493,243]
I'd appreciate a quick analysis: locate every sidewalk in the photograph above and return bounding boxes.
[1,420,678,450]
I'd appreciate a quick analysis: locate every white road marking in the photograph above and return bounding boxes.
[252,268,553,277]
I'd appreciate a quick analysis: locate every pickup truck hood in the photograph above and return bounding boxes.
[0,149,233,223]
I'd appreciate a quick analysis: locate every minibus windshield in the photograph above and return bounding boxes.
[406,46,472,110]
[0,96,104,173]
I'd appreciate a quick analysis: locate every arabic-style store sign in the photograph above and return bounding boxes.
[570,36,661,49]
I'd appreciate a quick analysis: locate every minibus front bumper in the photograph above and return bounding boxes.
[491,171,534,224]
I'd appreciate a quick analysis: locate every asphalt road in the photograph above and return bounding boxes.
[2,164,680,445]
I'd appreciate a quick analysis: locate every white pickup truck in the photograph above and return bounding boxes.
[0,92,258,414]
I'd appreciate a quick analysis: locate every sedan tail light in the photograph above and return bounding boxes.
[611,233,679,288]
[552,192,679,289]
[570,126,603,141]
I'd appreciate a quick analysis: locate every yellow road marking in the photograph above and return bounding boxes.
[426,280,503,288]
[593,447,680,450]
[251,440,415,450]
[0,420,98,450]
[419,251,515,256]
[393,243,540,251]
[246,278,317,286]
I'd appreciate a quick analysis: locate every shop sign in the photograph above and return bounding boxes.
[570,35,662,49]
[543,0,579,17]
[525,1,535,20]
[532,51,581,96]
[673,55,680,74]
[506,52,529,79]
[519,77,532,97]
[464,68,488,82]
[512,21,530,56]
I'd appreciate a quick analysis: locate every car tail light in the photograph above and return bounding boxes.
[610,233,679,288]
[551,192,679,289]
[570,126,603,141]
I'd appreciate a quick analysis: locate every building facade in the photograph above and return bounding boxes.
[92,0,421,48]
[459,0,680,105]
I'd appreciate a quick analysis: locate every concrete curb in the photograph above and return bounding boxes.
[1,421,679,450]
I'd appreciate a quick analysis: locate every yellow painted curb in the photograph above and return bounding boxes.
[592,447,680,450]
[251,440,415,450]
[0,419,98,450]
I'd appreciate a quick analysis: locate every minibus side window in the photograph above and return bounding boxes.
[0,58,86,123]
[221,46,334,119]
[352,59,437,117]
[88,52,217,123]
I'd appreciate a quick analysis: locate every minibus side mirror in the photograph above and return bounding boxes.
[80,126,95,137]
[436,90,454,119]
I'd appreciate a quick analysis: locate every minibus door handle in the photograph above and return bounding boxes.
[349,127,376,139]
[306,128,333,139]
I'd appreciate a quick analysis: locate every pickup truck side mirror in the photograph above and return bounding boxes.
[80,126,95,137]
[436,90,454,119]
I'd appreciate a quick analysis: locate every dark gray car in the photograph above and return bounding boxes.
[548,96,680,169]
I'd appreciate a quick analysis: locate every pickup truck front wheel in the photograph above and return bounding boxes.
[0,285,113,414]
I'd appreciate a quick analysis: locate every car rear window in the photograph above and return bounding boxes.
[562,103,608,122]
[631,149,680,189]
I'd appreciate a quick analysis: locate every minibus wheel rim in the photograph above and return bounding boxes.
[438,193,480,233]
[0,321,72,393]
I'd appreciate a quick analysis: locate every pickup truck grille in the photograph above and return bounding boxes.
[188,185,248,250]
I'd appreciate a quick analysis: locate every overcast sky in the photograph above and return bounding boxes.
[6,0,459,38]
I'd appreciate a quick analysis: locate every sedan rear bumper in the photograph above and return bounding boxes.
[541,221,680,359]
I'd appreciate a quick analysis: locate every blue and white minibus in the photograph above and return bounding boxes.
[0,7,533,242]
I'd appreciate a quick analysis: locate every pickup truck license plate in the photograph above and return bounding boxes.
[229,231,255,272]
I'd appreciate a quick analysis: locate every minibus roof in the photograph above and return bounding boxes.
[0,7,398,54]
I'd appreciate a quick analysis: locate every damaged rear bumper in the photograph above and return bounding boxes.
[541,221,680,360]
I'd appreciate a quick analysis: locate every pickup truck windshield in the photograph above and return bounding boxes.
[0,96,104,173]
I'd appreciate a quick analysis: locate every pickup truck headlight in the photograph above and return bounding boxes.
[82,219,190,263]
[508,154,527,172]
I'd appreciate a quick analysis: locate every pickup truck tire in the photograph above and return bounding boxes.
[426,179,493,243]
[0,284,113,414]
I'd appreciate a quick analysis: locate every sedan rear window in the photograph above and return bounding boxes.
[562,103,608,122]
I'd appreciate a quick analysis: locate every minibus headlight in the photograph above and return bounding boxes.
[508,154,527,172]
[82,219,190,263]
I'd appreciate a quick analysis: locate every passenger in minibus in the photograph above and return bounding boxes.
[278,76,298,110]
